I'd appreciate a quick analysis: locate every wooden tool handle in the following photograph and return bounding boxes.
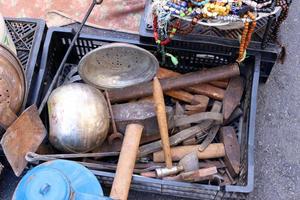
[110,124,143,200]
[153,143,225,162]
[153,77,172,169]
[165,90,194,103]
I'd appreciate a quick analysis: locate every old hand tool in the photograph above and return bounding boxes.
[111,101,173,136]
[153,126,240,177]
[108,63,240,103]
[0,105,46,176]
[156,152,199,178]
[223,76,245,121]
[110,124,143,200]
[164,90,209,112]
[0,0,103,176]
[25,151,120,163]
[174,112,223,127]
[105,90,123,144]
[157,67,225,100]
[139,101,223,157]
[153,77,172,169]
[163,166,218,182]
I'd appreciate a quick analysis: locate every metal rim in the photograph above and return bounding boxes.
[0,44,26,112]
[78,43,159,89]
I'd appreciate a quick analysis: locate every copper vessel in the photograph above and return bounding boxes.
[0,45,26,128]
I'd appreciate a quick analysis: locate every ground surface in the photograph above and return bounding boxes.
[0,2,299,199]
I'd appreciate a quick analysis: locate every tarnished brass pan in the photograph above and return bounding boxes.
[0,45,26,128]
[78,43,159,89]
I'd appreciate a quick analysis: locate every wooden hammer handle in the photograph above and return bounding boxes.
[153,143,225,162]
[153,77,173,169]
[110,124,143,200]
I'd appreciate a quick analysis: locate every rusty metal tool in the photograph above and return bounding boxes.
[210,79,229,89]
[163,166,218,182]
[223,76,245,121]
[105,90,123,144]
[157,67,225,101]
[25,151,120,162]
[111,101,174,136]
[0,0,103,177]
[164,90,209,112]
[198,125,221,151]
[174,112,223,127]
[153,126,240,177]
[0,106,46,176]
[110,124,143,200]
[153,77,173,169]
[138,102,223,157]
[195,101,222,141]
[108,63,240,103]
[219,126,240,177]
[224,107,243,125]
[155,152,199,178]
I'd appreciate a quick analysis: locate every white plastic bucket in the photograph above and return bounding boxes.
[0,13,17,55]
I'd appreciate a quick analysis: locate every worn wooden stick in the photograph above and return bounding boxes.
[110,124,143,200]
[153,77,173,169]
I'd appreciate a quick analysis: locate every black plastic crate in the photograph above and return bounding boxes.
[37,26,259,199]
[4,18,46,108]
[139,0,281,82]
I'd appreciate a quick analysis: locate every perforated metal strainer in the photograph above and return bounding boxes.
[78,43,159,89]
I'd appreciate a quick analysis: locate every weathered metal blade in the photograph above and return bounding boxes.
[1,105,47,176]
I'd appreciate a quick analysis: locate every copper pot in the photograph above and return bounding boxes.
[48,83,110,153]
[0,45,26,129]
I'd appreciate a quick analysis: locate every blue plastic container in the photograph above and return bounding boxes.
[13,160,110,200]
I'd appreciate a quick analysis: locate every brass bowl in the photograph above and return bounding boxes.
[78,43,159,89]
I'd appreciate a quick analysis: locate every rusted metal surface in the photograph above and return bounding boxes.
[157,67,225,100]
[0,105,46,176]
[174,112,223,127]
[178,152,199,172]
[224,107,243,125]
[110,124,143,200]
[198,125,221,151]
[105,90,123,145]
[163,167,218,182]
[223,76,245,121]
[139,102,223,157]
[210,79,229,89]
[108,63,240,103]
[153,77,173,169]
[112,101,173,136]
[0,45,26,129]
[219,126,240,177]
[25,151,119,162]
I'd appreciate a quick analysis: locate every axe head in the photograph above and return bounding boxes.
[1,105,47,176]
[219,126,240,177]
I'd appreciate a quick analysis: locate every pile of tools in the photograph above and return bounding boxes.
[0,1,247,198]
